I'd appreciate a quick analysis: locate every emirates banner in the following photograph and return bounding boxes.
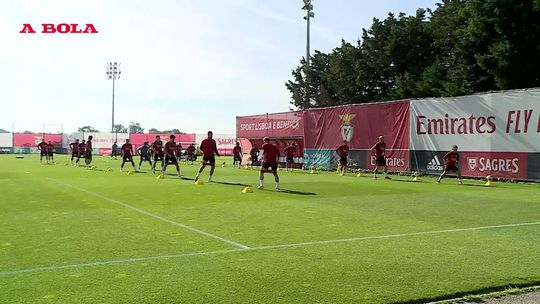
[410,89,540,180]
[237,111,304,139]
[411,90,540,152]
[303,101,410,170]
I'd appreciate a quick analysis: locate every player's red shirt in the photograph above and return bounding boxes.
[372,141,386,157]
[200,138,218,157]
[284,145,296,157]
[250,147,259,156]
[78,143,86,154]
[175,143,183,156]
[443,151,459,165]
[152,140,163,155]
[37,142,48,150]
[336,145,349,158]
[69,142,78,152]
[164,141,177,157]
[86,140,92,152]
[121,143,133,156]
[46,144,54,152]
[262,143,280,164]
[233,146,242,157]
[186,145,196,154]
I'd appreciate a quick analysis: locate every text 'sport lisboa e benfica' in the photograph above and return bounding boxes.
[236,88,540,181]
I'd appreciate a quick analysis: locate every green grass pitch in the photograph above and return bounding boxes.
[0,154,539,303]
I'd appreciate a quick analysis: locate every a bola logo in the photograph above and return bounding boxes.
[468,157,478,170]
[339,114,356,142]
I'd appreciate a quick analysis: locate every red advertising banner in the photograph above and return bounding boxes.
[461,151,528,180]
[13,133,62,147]
[130,133,196,147]
[237,111,304,139]
[303,101,410,150]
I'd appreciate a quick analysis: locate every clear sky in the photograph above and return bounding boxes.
[0,0,439,134]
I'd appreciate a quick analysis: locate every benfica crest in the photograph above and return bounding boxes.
[339,114,356,142]
[468,158,478,170]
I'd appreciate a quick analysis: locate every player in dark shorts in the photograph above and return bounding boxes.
[69,139,79,165]
[371,135,391,180]
[75,139,86,167]
[249,146,260,169]
[47,141,55,163]
[186,143,196,165]
[162,135,181,177]
[437,145,463,184]
[195,131,220,182]
[137,141,153,170]
[120,139,137,172]
[84,135,93,169]
[232,142,242,168]
[111,141,119,160]
[151,135,164,174]
[284,142,297,172]
[37,139,49,164]
[336,140,350,176]
[258,137,280,190]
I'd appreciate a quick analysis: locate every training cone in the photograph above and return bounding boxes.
[356,172,362,177]
[310,169,315,174]
[156,174,164,180]
[195,179,204,185]
[91,166,96,170]
[106,167,112,172]
[127,170,133,175]
[484,180,492,187]
[413,176,419,182]
[63,162,68,166]
[242,186,253,193]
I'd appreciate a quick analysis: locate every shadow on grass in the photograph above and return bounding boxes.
[272,188,317,196]
[394,281,540,304]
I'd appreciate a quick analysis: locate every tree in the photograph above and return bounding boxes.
[148,128,161,133]
[113,124,127,133]
[128,121,144,134]
[162,128,181,134]
[0,128,9,133]
[23,130,34,134]
[78,126,99,133]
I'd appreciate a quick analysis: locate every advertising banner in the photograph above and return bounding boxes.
[68,132,130,149]
[237,111,304,139]
[130,133,196,149]
[0,133,12,147]
[410,89,540,152]
[195,134,235,156]
[460,151,528,180]
[13,133,62,147]
[303,101,410,170]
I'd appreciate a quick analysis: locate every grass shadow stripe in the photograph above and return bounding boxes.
[46,178,250,250]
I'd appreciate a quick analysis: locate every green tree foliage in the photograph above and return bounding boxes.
[78,126,99,133]
[148,128,161,133]
[287,0,540,109]
[128,122,144,134]
[112,124,127,133]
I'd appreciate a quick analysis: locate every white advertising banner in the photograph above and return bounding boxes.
[411,89,540,152]
[195,133,236,156]
[0,133,12,147]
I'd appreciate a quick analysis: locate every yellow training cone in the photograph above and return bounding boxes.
[485,180,492,187]
[63,162,68,166]
[106,167,112,172]
[195,179,204,185]
[356,172,362,177]
[242,186,253,193]
[413,176,419,182]
[310,169,315,174]
[127,170,133,175]
[156,174,164,180]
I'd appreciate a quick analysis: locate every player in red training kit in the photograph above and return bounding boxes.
[250,146,260,169]
[232,142,242,168]
[120,138,137,172]
[186,143,196,165]
[75,139,86,166]
[258,137,280,190]
[195,131,220,182]
[371,135,391,180]
[84,135,93,169]
[284,142,297,172]
[336,140,350,176]
[162,135,181,177]
[47,141,55,163]
[151,135,164,175]
[69,139,79,165]
[37,139,49,163]
[437,145,463,184]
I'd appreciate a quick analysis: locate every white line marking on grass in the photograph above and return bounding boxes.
[46,178,250,250]
[2,221,539,277]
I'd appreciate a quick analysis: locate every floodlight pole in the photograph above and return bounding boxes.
[302,0,314,67]
[106,62,121,142]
